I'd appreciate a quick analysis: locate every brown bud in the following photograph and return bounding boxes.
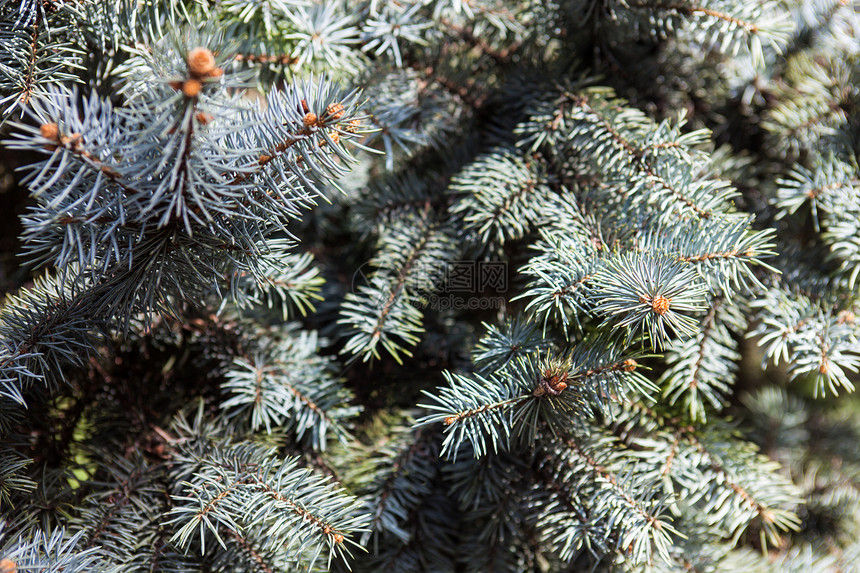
[0,558,16,573]
[325,102,345,121]
[444,416,456,425]
[187,47,216,78]
[328,131,340,144]
[303,112,318,127]
[209,67,223,78]
[182,79,202,98]
[168,80,183,91]
[40,122,59,142]
[195,112,212,124]
[651,295,670,316]
[344,118,362,133]
[819,361,829,374]
[622,359,638,372]
[333,533,344,544]
[837,310,856,325]
[61,133,82,148]
[538,370,569,397]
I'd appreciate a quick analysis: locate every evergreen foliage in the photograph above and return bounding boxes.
[0,0,859,572]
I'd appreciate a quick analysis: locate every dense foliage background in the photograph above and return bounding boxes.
[1,0,859,571]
